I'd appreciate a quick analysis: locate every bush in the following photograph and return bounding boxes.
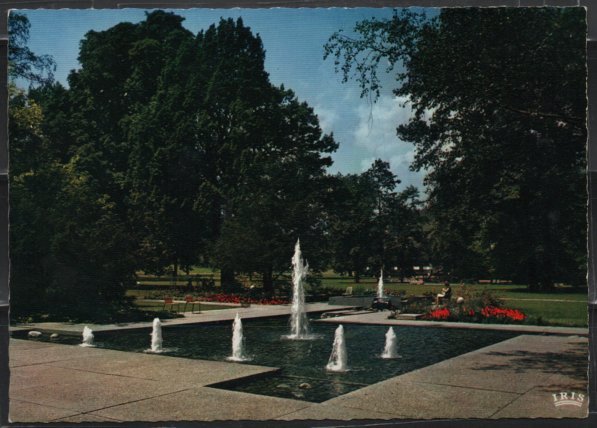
[422,305,526,323]
[421,288,526,323]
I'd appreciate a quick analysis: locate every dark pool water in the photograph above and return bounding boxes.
[15,317,517,402]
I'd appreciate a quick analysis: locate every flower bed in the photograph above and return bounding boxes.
[198,293,289,305]
[422,305,526,323]
[480,306,526,322]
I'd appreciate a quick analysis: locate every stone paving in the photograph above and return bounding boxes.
[8,304,589,422]
[9,339,300,423]
[277,334,588,420]
[9,331,588,422]
[317,310,589,336]
[10,303,352,335]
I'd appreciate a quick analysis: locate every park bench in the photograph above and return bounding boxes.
[183,295,201,313]
[162,296,181,313]
[400,294,434,312]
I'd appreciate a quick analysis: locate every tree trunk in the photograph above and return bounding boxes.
[262,266,274,295]
[354,271,361,283]
[220,266,236,292]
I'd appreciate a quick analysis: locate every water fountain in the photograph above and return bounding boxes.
[326,324,347,372]
[377,269,384,298]
[227,313,249,361]
[80,326,94,347]
[287,239,310,339]
[381,327,399,359]
[150,318,163,353]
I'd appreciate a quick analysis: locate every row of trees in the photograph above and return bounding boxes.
[325,7,587,291]
[9,8,586,318]
[9,11,424,318]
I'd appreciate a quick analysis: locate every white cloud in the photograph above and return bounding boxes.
[352,95,426,189]
[353,95,412,154]
[314,105,339,135]
[359,157,376,172]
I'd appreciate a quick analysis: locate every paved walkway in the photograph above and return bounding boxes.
[8,305,589,422]
[9,333,587,422]
[10,303,352,335]
[317,310,588,336]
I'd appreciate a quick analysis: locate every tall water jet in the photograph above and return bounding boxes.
[381,327,399,359]
[326,324,347,372]
[150,318,163,353]
[377,269,384,298]
[228,313,249,361]
[80,326,94,347]
[288,239,309,339]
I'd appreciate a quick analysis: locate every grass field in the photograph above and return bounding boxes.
[313,274,588,327]
[131,268,588,327]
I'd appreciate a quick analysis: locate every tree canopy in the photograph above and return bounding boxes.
[8,8,587,322]
[325,8,586,289]
[9,12,343,319]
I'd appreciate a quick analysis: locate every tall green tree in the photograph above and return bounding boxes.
[325,8,586,289]
[329,160,423,283]
[9,12,55,86]
[9,12,191,318]
[39,11,196,275]
[328,172,377,283]
[128,18,337,290]
[212,86,337,292]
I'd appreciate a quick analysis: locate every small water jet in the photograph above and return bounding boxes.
[150,318,163,353]
[80,326,95,347]
[381,327,400,359]
[227,313,250,361]
[287,239,310,339]
[326,324,347,372]
[377,269,384,298]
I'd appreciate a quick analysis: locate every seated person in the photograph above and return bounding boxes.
[435,281,452,305]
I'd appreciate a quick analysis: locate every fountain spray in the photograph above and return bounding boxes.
[80,326,94,347]
[228,313,248,361]
[326,324,347,372]
[381,327,399,359]
[150,318,163,353]
[289,239,309,339]
[377,269,384,298]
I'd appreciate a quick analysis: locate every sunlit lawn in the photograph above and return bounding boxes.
[130,267,588,327]
[318,274,587,327]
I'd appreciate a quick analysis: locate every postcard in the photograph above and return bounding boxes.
[6,6,589,423]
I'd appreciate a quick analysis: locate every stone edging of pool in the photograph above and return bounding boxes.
[9,331,588,421]
[315,310,588,336]
[9,303,355,336]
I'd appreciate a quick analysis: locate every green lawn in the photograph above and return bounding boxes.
[315,275,588,327]
[503,300,587,327]
[129,268,588,327]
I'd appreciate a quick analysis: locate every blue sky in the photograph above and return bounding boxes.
[17,8,433,190]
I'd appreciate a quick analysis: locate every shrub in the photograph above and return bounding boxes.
[422,305,526,323]
[421,288,526,324]
[480,306,526,322]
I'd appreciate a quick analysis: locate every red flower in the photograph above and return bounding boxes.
[424,307,451,320]
[197,293,288,305]
[480,306,525,321]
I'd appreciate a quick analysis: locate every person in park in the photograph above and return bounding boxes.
[435,281,452,306]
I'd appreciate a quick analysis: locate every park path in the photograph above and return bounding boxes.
[9,303,353,335]
[316,310,588,336]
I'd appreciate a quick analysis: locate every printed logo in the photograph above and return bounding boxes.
[552,391,585,408]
